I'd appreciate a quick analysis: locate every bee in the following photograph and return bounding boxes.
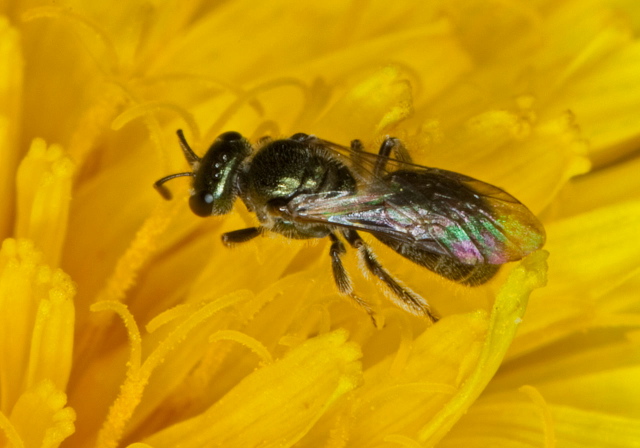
[154,130,546,323]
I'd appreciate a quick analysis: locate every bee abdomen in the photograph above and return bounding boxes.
[375,236,500,285]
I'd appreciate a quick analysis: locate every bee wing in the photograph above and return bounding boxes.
[290,138,545,265]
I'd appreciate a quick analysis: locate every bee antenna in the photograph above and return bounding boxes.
[153,172,195,200]
[177,129,201,165]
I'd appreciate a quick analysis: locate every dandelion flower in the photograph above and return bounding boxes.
[1,1,639,447]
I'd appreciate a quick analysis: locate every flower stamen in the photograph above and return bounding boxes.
[202,77,311,142]
[520,385,556,448]
[0,411,24,448]
[384,434,423,448]
[139,291,252,379]
[92,292,250,448]
[386,309,415,378]
[111,100,200,145]
[209,330,273,366]
[22,6,120,75]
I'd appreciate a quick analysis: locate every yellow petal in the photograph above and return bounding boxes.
[142,329,362,447]
[422,110,590,214]
[15,139,74,267]
[510,200,640,357]
[551,406,640,447]
[63,142,160,317]
[0,16,22,239]
[330,251,547,446]
[7,2,640,447]
[544,202,640,298]
[7,380,76,448]
[442,393,640,448]
[314,66,414,142]
[0,238,75,411]
[554,155,640,219]
[490,316,640,415]
[548,31,640,166]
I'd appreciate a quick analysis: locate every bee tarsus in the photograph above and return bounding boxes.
[328,232,378,326]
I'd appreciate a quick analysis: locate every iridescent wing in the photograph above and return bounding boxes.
[288,137,545,266]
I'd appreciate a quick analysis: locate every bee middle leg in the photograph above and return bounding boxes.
[342,229,439,323]
[221,227,263,247]
[328,233,378,326]
[374,137,412,176]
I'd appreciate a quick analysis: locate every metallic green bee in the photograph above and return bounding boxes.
[155,130,545,322]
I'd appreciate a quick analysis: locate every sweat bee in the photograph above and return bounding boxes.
[154,130,546,323]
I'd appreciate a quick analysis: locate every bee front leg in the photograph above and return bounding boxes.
[328,233,378,327]
[221,227,263,247]
[289,132,319,143]
[342,229,439,323]
[256,135,273,145]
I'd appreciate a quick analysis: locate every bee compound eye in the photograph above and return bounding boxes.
[189,191,215,217]
[217,131,243,143]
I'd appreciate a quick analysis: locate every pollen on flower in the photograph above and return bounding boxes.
[7,380,76,448]
[313,66,415,142]
[0,239,76,447]
[209,329,274,366]
[88,292,254,448]
[94,201,177,306]
[142,329,362,447]
[15,138,74,267]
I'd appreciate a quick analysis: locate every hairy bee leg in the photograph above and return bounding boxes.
[256,135,273,145]
[290,132,312,142]
[349,139,366,174]
[221,227,263,247]
[328,234,378,326]
[374,137,413,176]
[350,139,365,152]
[342,229,439,323]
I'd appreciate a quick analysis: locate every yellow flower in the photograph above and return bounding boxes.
[1,1,639,447]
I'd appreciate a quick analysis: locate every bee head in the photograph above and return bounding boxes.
[154,130,252,217]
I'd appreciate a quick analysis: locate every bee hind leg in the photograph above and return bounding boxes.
[342,229,439,323]
[328,233,379,327]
